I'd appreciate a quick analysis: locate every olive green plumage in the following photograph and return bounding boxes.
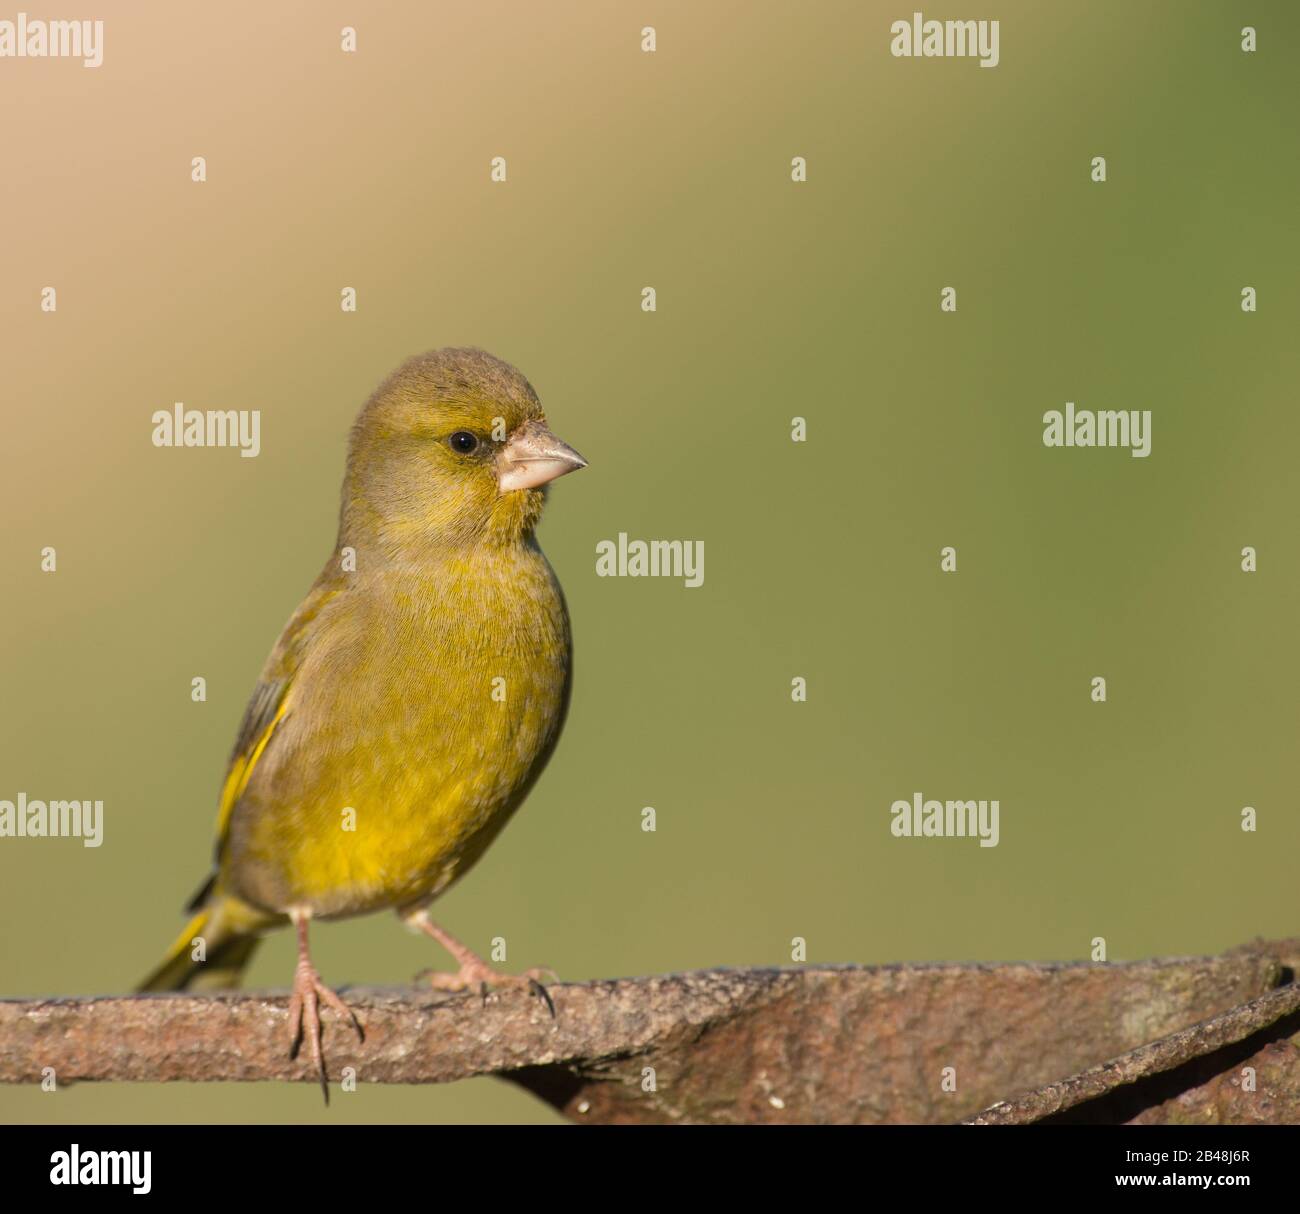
[142,348,585,992]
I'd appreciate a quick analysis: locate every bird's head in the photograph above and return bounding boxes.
[342,348,586,554]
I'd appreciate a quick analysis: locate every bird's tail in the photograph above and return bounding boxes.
[137,894,268,993]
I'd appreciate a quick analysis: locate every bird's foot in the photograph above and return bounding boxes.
[287,954,364,1102]
[407,911,557,1016]
[426,959,558,1017]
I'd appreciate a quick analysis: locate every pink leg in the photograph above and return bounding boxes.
[406,910,557,1016]
[286,909,363,1101]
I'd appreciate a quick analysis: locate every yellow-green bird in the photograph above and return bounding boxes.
[140,347,586,1091]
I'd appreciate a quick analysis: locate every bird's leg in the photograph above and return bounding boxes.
[286,908,363,1101]
[404,909,557,1016]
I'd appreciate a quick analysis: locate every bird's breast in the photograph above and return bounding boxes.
[227,546,572,917]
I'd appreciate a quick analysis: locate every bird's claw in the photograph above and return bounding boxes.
[286,959,363,1103]
[528,977,556,1019]
[425,961,557,1017]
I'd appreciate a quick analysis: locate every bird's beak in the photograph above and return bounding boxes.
[496,420,588,492]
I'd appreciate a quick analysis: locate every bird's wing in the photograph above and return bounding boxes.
[185,579,342,908]
[212,674,291,862]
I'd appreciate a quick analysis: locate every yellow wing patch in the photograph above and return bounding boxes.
[214,695,288,857]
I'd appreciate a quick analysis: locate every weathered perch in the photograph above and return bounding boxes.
[3,938,1298,1123]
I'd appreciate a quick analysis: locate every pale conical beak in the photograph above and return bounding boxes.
[496,420,588,492]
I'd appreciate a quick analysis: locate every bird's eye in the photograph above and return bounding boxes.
[448,431,479,454]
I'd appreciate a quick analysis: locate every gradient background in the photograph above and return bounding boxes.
[2,1,1297,1124]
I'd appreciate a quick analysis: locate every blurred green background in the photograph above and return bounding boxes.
[2,1,1297,1123]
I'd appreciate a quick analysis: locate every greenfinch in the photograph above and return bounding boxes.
[139,347,586,1093]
